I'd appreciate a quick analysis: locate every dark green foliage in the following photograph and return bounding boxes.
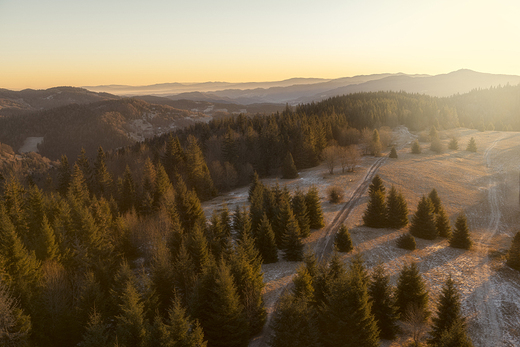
[292,265,315,300]
[466,137,477,152]
[186,224,211,273]
[397,233,416,250]
[305,186,325,229]
[428,189,442,214]
[291,190,311,238]
[119,165,136,213]
[185,135,216,200]
[368,264,399,340]
[334,224,353,253]
[57,155,71,196]
[281,210,304,262]
[68,163,90,204]
[435,206,452,238]
[269,294,321,347]
[448,137,458,150]
[368,175,385,196]
[175,178,206,231]
[319,257,380,347]
[411,140,421,154]
[389,146,398,158]
[363,190,387,228]
[196,259,249,347]
[281,152,299,179]
[449,213,472,250]
[428,276,466,346]
[256,214,278,264]
[507,231,520,271]
[248,172,261,202]
[115,280,147,347]
[150,243,175,316]
[435,319,474,347]
[395,262,429,320]
[386,186,409,229]
[410,196,438,240]
[79,309,111,347]
[93,146,113,199]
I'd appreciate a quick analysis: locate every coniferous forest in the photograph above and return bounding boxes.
[1,86,519,346]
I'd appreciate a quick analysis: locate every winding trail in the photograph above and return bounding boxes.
[249,156,387,347]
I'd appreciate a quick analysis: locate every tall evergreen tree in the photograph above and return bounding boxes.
[269,294,321,347]
[305,186,325,229]
[279,203,304,261]
[115,280,148,347]
[435,319,474,347]
[428,189,442,214]
[410,196,438,240]
[411,140,422,154]
[334,224,353,253]
[428,276,467,346]
[79,309,111,347]
[185,135,216,200]
[448,137,459,150]
[507,231,520,271]
[389,146,398,159]
[186,224,211,274]
[292,265,315,300]
[370,129,382,156]
[57,155,72,196]
[281,152,299,179]
[435,206,452,238]
[93,146,113,199]
[119,165,136,214]
[292,190,311,238]
[35,215,60,261]
[163,134,186,181]
[196,259,249,347]
[449,213,472,250]
[386,186,409,229]
[68,163,90,204]
[256,213,278,264]
[368,264,399,340]
[175,178,206,231]
[466,137,477,152]
[154,162,173,210]
[76,148,93,192]
[363,190,387,228]
[395,262,429,320]
[368,175,385,196]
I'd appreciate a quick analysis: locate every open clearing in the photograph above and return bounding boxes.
[202,128,520,347]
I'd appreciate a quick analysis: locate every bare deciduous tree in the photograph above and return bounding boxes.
[322,146,339,175]
[339,145,361,173]
[402,303,430,346]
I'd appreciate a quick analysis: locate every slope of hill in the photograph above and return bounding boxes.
[0,86,119,116]
[0,98,209,160]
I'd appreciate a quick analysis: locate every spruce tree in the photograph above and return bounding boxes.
[292,265,315,300]
[248,172,262,202]
[68,163,90,204]
[153,162,173,210]
[256,213,278,264]
[411,140,421,154]
[386,186,409,229]
[410,196,438,240]
[269,294,321,347]
[93,146,113,199]
[57,155,72,196]
[163,134,186,181]
[368,175,385,196]
[281,212,304,262]
[76,148,93,191]
[196,259,249,347]
[115,280,147,347]
[119,165,136,214]
[371,129,382,156]
[428,189,442,214]
[186,224,211,274]
[175,178,206,231]
[435,319,474,347]
[396,233,416,250]
[36,215,60,261]
[395,262,429,320]
[334,224,353,253]
[368,264,399,340]
[305,186,325,229]
[79,309,111,347]
[389,146,398,159]
[363,190,387,228]
[281,152,299,179]
[319,258,379,347]
[449,213,472,250]
[150,243,175,316]
[507,231,520,271]
[448,137,459,150]
[292,190,311,237]
[428,276,466,346]
[466,137,477,152]
[185,135,216,200]
[436,206,452,238]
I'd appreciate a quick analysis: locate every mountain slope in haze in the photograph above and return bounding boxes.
[0,86,119,116]
[84,70,520,105]
[0,98,208,160]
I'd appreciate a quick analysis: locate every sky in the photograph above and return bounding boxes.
[1,0,520,90]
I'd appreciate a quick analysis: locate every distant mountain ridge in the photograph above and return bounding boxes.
[83,70,520,105]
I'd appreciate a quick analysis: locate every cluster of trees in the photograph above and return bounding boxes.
[247,174,324,262]
[269,253,473,346]
[411,130,477,155]
[362,177,473,250]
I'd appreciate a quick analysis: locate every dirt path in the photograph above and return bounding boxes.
[249,156,388,347]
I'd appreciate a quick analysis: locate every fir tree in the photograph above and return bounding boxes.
[175,178,206,231]
[185,135,216,200]
[466,137,477,152]
[435,319,474,347]
[256,214,278,264]
[449,213,472,250]
[334,224,353,253]
[186,224,211,273]
[371,129,382,156]
[363,190,387,228]
[292,189,311,237]
[428,189,442,214]
[281,152,299,179]
[57,155,71,196]
[428,276,466,346]
[368,264,399,340]
[93,146,113,199]
[0,282,32,347]
[248,172,262,202]
[153,162,173,210]
[269,294,321,347]
[429,126,439,141]
[386,186,409,229]
[162,134,186,181]
[395,262,429,320]
[115,280,147,347]
[411,140,421,154]
[319,258,380,347]
[410,196,438,240]
[281,215,304,262]
[292,265,315,300]
[119,165,136,214]
[507,231,520,271]
[305,186,325,229]
[196,259,249,347]
[389,146,398,159]
[36,215,60,261]
[79,309,111,347]
[396,233,416,250]
[76,148,93,191]
[448,137,459,150]
[368,175,385,196]
[150,243,175,316]
[435,206,452,238]
[276,198,298,248]
[68,163,90,204]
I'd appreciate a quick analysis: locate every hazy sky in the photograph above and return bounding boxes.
[1,0,519,89]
